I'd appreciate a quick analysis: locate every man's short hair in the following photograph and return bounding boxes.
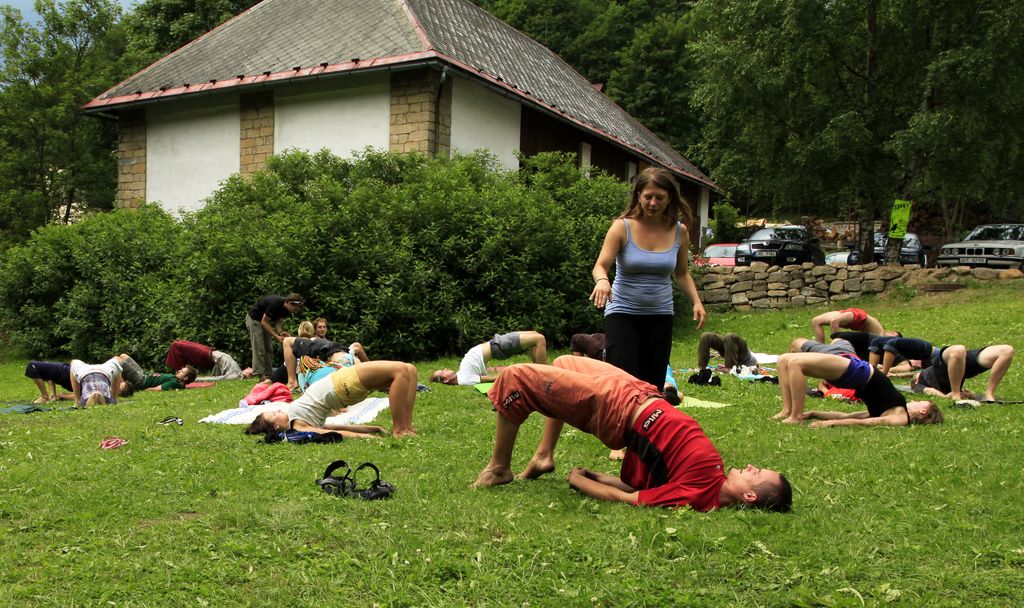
[183,365,198,385]
[916,404,944,425]
[754,474,793,513]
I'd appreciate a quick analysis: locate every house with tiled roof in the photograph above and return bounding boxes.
[85,0,716,230]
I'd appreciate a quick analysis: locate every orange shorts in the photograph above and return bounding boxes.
[487,356,660,449]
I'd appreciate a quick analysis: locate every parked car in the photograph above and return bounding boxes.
[734,226,825,266]
[935,224,1024,269]
[847,232,928,266]
[824,251,851,265]
[698,243,738,267]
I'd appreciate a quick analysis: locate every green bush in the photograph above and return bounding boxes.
[710,200,744,244]
[0,151,635,363]
[183,149,628,360]
[0,204,190,363]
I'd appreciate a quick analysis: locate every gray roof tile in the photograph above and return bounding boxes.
[101,0,423,97]
[89,0,710,185]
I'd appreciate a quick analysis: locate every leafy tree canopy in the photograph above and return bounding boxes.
[0,0,128,250]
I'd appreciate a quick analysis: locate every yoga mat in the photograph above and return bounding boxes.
[199,397,390,425]
[683,396,731,409]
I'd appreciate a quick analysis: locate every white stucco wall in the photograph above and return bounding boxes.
[146,99,240,213]
[699,186,711,247]
[450,77,521,170]
[274,74,389,157]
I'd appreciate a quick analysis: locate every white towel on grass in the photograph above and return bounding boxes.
[753,352,779,364]
[199,397,390,425]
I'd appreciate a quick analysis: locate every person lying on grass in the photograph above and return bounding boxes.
[810,307,885,343]
[165,340,252,382]
[867,335,937,375]
[775,351,943,427]
[245,360,418,438]
[911,344,1015,403]
[280,321,369,391]
[119,354,196,392]
[431,331,548,386]
[70,357,127,408]
[473,355,792,512]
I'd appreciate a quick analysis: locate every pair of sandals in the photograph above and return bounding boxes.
[316,460,395,500]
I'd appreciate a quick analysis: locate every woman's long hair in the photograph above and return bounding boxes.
[619,167,693,229]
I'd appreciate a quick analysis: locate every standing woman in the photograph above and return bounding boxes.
[246,293,304,380]
[591,168,707,389]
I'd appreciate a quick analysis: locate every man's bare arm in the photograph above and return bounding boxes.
[568,467,639,504]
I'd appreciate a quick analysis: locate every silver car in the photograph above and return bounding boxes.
[935,224,1024,269]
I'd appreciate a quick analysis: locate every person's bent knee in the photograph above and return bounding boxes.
[790,338,807,352]
[945,345,967,361]
[521,331,545,347]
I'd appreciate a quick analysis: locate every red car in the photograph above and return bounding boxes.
[698,243,738,267]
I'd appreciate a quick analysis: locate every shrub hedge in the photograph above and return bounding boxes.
[0,150,643,365]
[0,204,190,361]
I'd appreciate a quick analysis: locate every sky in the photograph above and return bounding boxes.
[3,0,137,22]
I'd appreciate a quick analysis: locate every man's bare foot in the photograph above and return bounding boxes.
[473,466,514,487]
[517,456,555,480]
[32,397,48,404]
[772,410,789,420]
[392,428,418,438]
[781,416,803,424]
[608,449,625,461]
[286,381,299,392]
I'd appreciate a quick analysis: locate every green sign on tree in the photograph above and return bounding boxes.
[888,200,913,239]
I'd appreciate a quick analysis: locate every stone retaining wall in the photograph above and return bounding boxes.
[698,262,1024,312]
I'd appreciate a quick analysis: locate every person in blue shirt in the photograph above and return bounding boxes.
[589,168,706,391]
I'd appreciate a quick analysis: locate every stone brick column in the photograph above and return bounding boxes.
[390,68,451,155]
[116,110,146,208]
[240,92,274,175]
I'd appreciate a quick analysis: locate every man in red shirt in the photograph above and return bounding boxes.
[165,340,252,381]
[474,356,791,512]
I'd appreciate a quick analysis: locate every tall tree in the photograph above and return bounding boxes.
[474,0,708,171]
[568,0,692,87]
[888,0,1024,241]
[0,0,127,249]
[692,0,1024,258]
[123,0,260,61]
[471,0,609,81]
[606,11,699,157]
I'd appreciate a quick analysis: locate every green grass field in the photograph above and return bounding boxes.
[2,283,1023,606]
